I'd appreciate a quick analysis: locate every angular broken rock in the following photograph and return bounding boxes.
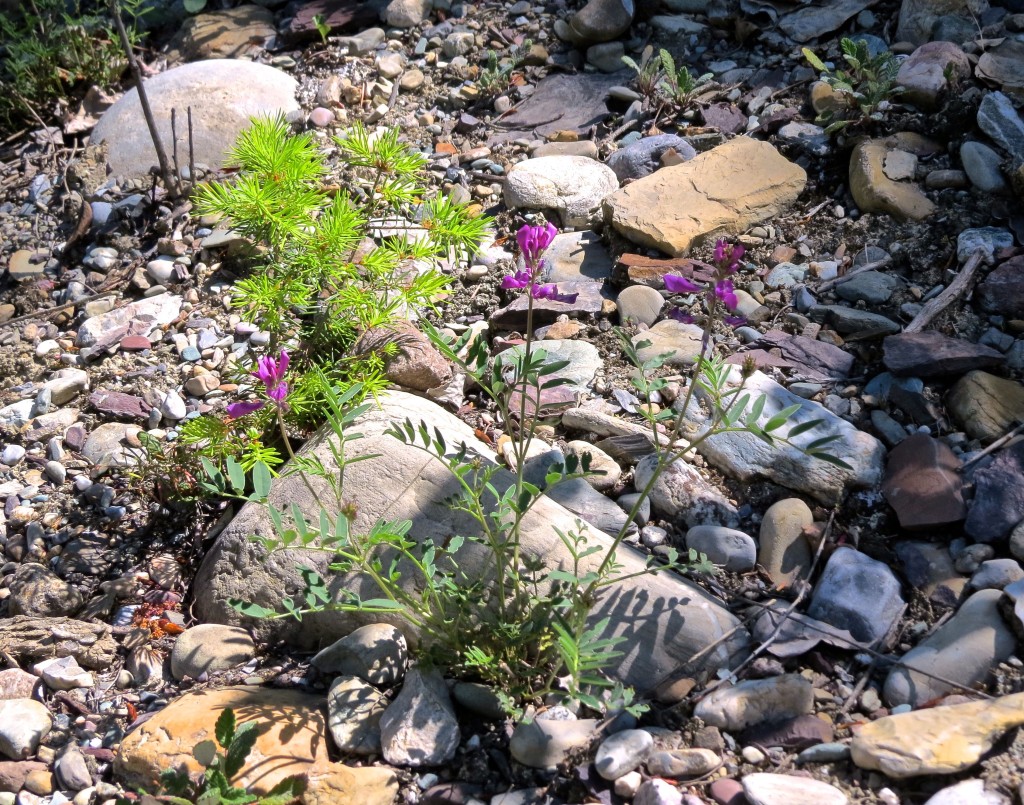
[76,293,183,349]
[193,391,750,689]
[882,433,966,530]
[977,255,1024,318]
[964,440,1024,543]
[882,332,1004,378]
[676,369,886,505]
[604,137,806,256]
[353,321,452,392]
[851,692,1024,778]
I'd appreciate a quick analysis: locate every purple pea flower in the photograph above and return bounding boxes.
[714,279,739,311]
[533,283,578,303]
[713,238,745,274]
[664,274,702,294]
[225,349,290,419]
[502,221,578,304]
[500,269,533,291]
[225,400,265,419]
[517,221,558,271]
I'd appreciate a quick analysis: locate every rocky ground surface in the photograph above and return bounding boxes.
[3,0,1024,803]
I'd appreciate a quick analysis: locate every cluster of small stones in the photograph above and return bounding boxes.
[2,0,1024,803]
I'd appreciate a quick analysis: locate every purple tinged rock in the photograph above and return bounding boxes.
[897,42,971,110]
[964,435,1024,542]
[882,433,965,530]
[977,255,1024,318]
[89,390,152,420]
[699,103,747,134]
[489,281,607,330]
[882,331,1004,377]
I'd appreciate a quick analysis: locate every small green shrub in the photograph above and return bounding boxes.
[0,0,146,130]
[803,37,903,133]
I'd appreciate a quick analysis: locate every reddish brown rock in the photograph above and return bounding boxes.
[0,761,47,794]
[353,321,452,392]
[284,0,378,44]
[977,255,1024,318]
[89,390,151,420]
[882,433,966,530]
[882,331,1004,378]
[118,335,151,351]
[738,714,833,750]
[0,669,41,701]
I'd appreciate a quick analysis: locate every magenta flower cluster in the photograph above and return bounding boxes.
[664,238,746,327]
[501,222,578,304]
[226,349,289,419]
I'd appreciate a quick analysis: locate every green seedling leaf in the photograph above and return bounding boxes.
[228,599,278,619]
[215,707,236,749]
[802,47,828,72]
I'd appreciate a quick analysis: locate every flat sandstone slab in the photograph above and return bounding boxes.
[603,137,806,256]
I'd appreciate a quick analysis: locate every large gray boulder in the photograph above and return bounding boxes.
[91,60,299,180]
[193,391,749,689]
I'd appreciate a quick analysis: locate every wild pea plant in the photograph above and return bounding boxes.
[803,38,904,133]
[214,223,847,715]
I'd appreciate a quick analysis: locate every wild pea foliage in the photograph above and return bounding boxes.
[214,223,847,717]
[803,38,904,133]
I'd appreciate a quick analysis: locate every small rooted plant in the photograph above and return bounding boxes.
[658,49,714,110]
[621,45,664,101]
[213,222,847,717]
[125,707,304,805]
[312,14,330,44]
[477,38,533,100]
[803,37,903,133]
[0,0,147,129]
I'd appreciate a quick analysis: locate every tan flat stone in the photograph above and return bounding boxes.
[849,139,936,221]
[947,371,1024,442]
[603,137,806,256]
[114,686,396,804]
[850,692,1024,778]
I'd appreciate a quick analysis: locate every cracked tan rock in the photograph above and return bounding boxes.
[603,137,806,256]
[851,692,1024,778]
